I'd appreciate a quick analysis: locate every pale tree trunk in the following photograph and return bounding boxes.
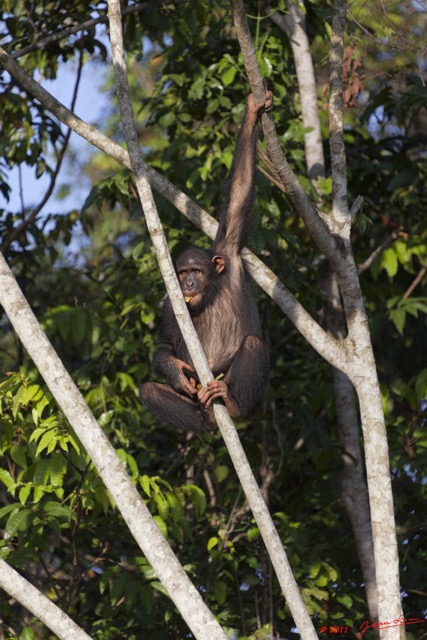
[0,46,343,368]
[0,561,92,640]
[272,0,378,621]
[229,0,403,638]
[0,251,228,640]
[328,3,401,632]
[322,268,378,620]
[270,2,324,180]
[107,2,317,638]
[0,2,403,633]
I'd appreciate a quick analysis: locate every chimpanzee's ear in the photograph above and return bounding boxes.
[212,255,225,274]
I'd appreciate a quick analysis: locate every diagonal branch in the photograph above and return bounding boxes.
[229,0,339,263]
[0,45,347,374]
[107,5,228,637]
[108,5,317,640]
[357,229,401,275]
[108,1,318,638]
[0,560,92,640]
[402,263,427,300]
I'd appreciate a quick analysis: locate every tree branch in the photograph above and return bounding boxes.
[402,263,427,300]
[357,229,401,275]
[329,0,350,229]
[107,3,318,638]
[270,3,325,180]
[107,3,230,637]
[0,560,92,640]
[10,1,189,60]
[0,45,346,373]
[229,0,341,269]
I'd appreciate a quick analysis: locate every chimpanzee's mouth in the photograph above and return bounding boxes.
[184,294,201,304]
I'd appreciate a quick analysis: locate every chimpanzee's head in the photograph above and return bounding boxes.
[176,247,225,314]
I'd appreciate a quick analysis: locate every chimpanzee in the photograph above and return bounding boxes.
[139,92,272,431]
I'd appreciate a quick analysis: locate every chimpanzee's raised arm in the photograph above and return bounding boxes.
[213,92,272,256]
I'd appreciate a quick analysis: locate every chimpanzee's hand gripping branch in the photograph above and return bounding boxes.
[140,93,272,431]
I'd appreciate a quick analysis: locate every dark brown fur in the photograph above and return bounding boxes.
[140,94,270,431]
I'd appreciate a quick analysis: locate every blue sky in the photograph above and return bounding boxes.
[2,58,109,215]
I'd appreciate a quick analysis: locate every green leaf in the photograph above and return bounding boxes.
[221,66,237,86]
[183,485,206,518]
[206,98,219,114]
[214,465,229,483]
[390,308,406,334]
[5,507,31,539]
[34,459,50,485]
[380,248,398,278]
[71,310,88,345]
[21,627,35,640]
[29,427,45,444]
[317,177,333,196]
[35,429,57,456]
[140,585,154,613]
[247,527,260,542]
[154,493,169,520]
[189,77,205,100]
[213,580,227,605]
[49,452,67,486]
[140,475,151,496]
[309,563,322,579]
[415,369,427,401]
[19,484,32,505]
[0,503,21,519]
[207,536,218,551]
[0,468,17,493]
[10,445,27,468]
[337,594,353,608]
[153,515,168,537]
[43,501,70,519]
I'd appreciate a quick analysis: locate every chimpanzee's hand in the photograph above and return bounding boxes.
[169,359,198,397]
[246,90,273,124]
[197,380,241,418]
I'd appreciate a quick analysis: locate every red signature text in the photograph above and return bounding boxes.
[320,626,349,635]
[357,615,425,638]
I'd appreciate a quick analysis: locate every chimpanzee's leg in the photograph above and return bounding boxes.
[140,382,214,432]
[225,335,269,417]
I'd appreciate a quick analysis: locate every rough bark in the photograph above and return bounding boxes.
[0,252,228,640]
[107,2,317,638]
[230,1,403,637]
[270,3,324,180]
[0,560,92,640]
[323,269,378,621]
[0,45,343,372]
[273,0,378,620]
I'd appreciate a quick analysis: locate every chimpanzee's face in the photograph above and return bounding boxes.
[176,250,211,311]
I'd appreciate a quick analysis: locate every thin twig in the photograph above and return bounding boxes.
[0,44,345,372]
[10,1,189,60]
[402,264,427,300]
[357,229,401,275]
